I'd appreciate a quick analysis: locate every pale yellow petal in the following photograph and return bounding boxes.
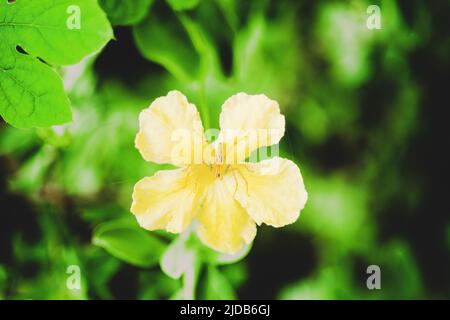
[218,93,285,163]
[196,173,256,254]
[135,90,205,166]
[131,167,199,233]
[235,157,307,227]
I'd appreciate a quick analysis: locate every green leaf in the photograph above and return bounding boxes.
[0,0,113,128]
[204,265,236,299]
[216,0,239,31]
[84,247,121,299]
[10,145,56,192]
[0,52,72,128]
[177,13,222,78]
[0,126,37,155]
[166,0,200,11]
[133,10,200,81]
[1,0,113,65]
[99,0,154,26]
[232,13,265,80]
[93,219,166,268]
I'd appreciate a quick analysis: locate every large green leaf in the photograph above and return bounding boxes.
[93,219,166,268]
[0,0,112,128]
[99,0,154,26]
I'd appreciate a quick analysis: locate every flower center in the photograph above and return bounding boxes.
[211,142,228,179]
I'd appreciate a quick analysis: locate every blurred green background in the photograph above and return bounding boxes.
[0,0,449,299]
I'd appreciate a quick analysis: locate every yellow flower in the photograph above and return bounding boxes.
[131,91,308,254]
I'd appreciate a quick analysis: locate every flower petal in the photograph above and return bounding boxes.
[131,167,199,233]
[235,157,308,227]
[218,93,285,163]
[196,173,256,254]
[135,90,205,166]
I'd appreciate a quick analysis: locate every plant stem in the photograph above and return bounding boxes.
[199,80,211,130]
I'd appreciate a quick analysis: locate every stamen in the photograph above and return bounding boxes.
[212,143,226,179]
[215,142,223,164]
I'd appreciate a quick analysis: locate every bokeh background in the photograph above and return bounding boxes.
[1,0,449,299]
